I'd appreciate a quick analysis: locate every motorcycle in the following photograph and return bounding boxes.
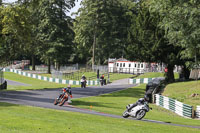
[122,101,151,120]
[100,79,104,86]
[54,90,72,106]
[81,79,87,88]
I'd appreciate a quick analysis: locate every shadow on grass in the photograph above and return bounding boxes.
[0,102,19,107]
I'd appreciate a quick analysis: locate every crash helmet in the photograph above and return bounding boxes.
[138,98,145,103]
[67,84,71,89]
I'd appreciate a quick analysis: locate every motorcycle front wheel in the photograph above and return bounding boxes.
[135,109,146,120]
[54,98,59,105]
[122,110,130,118]
[59,97,68,106]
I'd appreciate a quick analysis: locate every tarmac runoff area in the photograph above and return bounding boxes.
[0,78,200,129]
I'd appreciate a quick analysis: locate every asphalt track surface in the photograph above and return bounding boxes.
[0,79,200,129]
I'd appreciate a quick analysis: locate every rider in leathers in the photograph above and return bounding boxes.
[128,96,148,112]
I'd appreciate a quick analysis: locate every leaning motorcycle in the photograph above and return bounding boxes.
[122,101,151,120]
[54,91,72,106]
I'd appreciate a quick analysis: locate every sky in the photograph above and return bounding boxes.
[2,0,81,17]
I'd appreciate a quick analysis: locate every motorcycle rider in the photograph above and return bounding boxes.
[128,96,149,112]
[81,75,87,87]
[59,85,72,98]
[100,74,104,80]
[100,74,105,85]
[82,74,86,79]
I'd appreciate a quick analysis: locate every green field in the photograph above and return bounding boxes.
[0,102,199,133]
[2,71,200,132]
[163,80,200,107]
[4,71,133,90]
[71,84,200,126]
[4,72,72,90]
[39,72,134,82]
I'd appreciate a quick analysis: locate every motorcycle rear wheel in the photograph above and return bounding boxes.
[135,109,146,120]
[122,110,130,118]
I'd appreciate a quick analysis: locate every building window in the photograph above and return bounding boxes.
[135,64,137,68]
[141,64,143,68]
[129,64,131,67]
[138,64,140,68]
[120,63,122,67]
[117,63,119,67]
[123,63,125,67]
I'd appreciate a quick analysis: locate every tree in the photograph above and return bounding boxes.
[149,0,200,78]
[74,0,133,65]
[36,0,75,73]
[0,4,32,62]
[126,1,185,82]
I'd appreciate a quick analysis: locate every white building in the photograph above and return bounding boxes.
[108,58,148,74]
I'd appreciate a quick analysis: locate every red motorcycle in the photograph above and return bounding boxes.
[54,88,72,106]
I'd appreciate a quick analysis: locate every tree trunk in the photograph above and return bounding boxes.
[165,64,175,83]
[92,32,96,67]
[47,58,51,74]
[56,62,60,71]
[31,55,35,71]
[182,65,190,80]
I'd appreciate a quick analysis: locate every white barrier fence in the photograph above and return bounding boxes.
[197,106,200,118]
[154,94,194,118]
[3,68,99,86]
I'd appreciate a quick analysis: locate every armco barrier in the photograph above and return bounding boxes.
[129,78,155,84]
[197,106,200,118]
[154,94,194,118]
[3,68,99,86]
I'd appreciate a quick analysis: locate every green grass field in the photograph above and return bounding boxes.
[0,102,199,133]
[163,80,200,107]
[71,84,200,126]
[4,72,133,90]
[39,72,134,82]
[2,71,200,132]
[4,72,74,90]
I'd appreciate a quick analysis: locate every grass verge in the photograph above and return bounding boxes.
[4,72,78,90]
[71,84,200,126]
[163,80,200,107]
[0,102,199,133]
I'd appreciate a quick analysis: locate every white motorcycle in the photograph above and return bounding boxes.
[122,101,151,120]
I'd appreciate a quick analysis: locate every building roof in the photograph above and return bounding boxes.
[108,58,129,63]
[116,58,129,62]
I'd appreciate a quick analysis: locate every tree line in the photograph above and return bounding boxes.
[0,0,200,82]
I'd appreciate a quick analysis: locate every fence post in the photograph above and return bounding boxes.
[192,106,195,118]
